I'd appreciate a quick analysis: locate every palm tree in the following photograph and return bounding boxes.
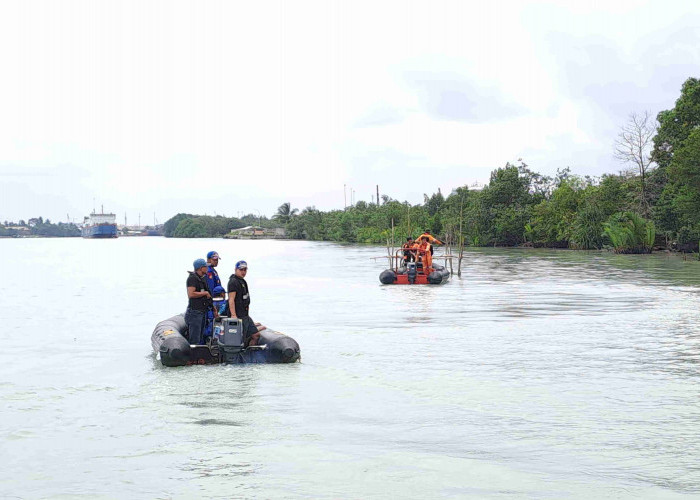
[273,202,298,224]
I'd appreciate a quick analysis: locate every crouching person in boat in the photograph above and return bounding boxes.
[186,258,216,345]
[402,237,416,266]
[212,285,229,316]
[227,260,266,346]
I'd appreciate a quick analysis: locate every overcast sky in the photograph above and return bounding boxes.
[1,0,699,223]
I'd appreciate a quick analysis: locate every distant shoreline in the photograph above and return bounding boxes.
[3,234,697,258]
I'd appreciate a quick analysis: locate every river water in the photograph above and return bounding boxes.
[1,238,699,499]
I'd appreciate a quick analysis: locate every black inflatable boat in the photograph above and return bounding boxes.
[151,314,301,367]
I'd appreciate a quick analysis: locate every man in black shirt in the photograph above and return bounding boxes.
[185,258,212,345]
[227,260,264,346]
[402,236,416,265]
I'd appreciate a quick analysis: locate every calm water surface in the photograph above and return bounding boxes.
[1,238,700,499]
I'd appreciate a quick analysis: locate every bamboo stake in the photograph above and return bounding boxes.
[391,218,395,271]
[386,233,393,270]
[407,205,411,236]
[448,231,453,275]
[457,197,464,277]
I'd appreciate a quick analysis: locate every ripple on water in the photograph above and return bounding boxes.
[2,242,700,498]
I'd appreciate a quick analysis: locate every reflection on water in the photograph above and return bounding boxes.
[1,239,699,499]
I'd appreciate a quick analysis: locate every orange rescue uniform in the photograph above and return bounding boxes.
[417,240,432,269]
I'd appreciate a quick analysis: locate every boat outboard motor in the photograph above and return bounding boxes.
[407,262,417,284]
[215,317,246,363]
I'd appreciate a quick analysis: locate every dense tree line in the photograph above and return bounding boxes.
[0,218,80,237]
[280,160,667,253]
[163,213,275,237]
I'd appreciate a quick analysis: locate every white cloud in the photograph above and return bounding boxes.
[0,0,699,221]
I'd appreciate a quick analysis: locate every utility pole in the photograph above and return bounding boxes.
[344,184,347,210]
[377,185,380,205]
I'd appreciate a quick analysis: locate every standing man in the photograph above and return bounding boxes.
[227,260,263,346]
[185,258,213,345]
[203,251,223,338]
[417,236,433,270]
[205,251,222,292]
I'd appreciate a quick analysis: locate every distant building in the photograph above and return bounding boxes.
[224,226,286,239]
[0,226,31,238]
[450,181,485,198]
[119,225,165,236]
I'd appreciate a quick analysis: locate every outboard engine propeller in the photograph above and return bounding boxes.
[407,262,417,284]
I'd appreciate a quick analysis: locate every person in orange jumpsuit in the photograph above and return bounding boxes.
[416,236,432,270]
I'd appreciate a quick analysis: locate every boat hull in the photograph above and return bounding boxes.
[379,264,450,285]
[151,314,301,367]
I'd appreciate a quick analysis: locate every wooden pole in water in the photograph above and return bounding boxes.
[386,236,392,270]
[457,196,464,277]
[447,231,453,275]
[391,218,395,270]
[407,204,411,236]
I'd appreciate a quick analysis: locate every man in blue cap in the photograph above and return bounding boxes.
[205,251,222,293]
[227,260,264,346]
[185,258,213,345]
[202,251,223,340]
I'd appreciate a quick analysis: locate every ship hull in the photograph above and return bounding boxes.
[82,224,118,238]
